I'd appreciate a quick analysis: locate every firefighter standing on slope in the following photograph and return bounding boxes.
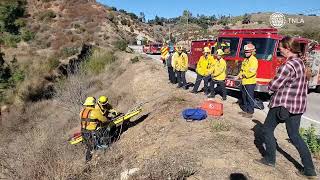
[172,45,189,89]
[191,46,215,95]
[160,42,169,67]
[80,97,110,162]
[237,43,258,118]
[208,49,227,100]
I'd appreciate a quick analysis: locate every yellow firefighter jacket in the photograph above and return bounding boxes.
[238,55,258,85]
[80,107,108,131]
[196,55,215,76]
[212,58,227,81]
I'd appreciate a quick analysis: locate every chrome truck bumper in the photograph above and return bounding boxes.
[225,76,269,93]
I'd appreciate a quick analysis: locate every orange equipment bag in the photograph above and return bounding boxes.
[200,100,223,117]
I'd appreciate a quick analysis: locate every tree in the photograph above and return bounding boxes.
[181,10,192,24]
[127,12,138,20]
[242,13,251,24]
[0,0,26,34]
[139,12,145,23]
[154,15,162,25]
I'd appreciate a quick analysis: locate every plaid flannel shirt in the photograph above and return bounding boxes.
[268,56,308,114]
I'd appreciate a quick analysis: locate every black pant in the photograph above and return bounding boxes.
[168,66,177,84]
[240,84,255,114]
[263,107,316,174]
[192,74,210,93]
[210,80,227,99]
[176,71,187,87]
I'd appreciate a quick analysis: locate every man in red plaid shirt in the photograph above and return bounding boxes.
[255,36,317,179]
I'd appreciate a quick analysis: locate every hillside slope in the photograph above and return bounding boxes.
[1,50,319,179]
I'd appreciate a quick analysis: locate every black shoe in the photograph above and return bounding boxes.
[190,90,197,94]
[183,85,188,90]
[222,97,227,101]
[297,169,317,179]
[204,91,210,96]
[242,113,253,118]
[254,158,275,167]
[238,111,247,115]
[208,94,215,98]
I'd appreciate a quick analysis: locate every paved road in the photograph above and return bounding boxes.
[130,45,320,133]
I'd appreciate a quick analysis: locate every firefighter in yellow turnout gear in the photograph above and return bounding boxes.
[191,47,215,94]
[208,49,227,100]
[238,43,258,118]
[160,42,169,67]
[172,45,189,89]
[80,97,110,162]
[95,96,119,120]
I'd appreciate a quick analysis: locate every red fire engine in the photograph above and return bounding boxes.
[143,42,162,54]
[188,39,216,69]
[189,28,320,93]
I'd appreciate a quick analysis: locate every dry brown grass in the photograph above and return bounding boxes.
[131,150,198,180]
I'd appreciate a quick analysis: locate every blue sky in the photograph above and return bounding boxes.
[97,0,320,20]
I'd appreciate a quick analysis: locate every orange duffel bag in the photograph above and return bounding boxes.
[200,100,223,117]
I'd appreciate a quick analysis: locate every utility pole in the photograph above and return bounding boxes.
[187,13,189,48]
[169,25,171,42]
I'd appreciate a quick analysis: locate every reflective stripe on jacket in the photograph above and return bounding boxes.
[80,107,108,131]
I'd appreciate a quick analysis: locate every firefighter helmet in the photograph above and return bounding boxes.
[244,43,256,52]
[83,97,96,106]
[98,96,108,106]
[216,49,224,56]
[203,47,211,53]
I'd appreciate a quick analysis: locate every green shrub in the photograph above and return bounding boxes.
[47,56,60,70]
[61,47,78,58]
[130,26,134,33]
[106,13,115,22]
[8,69,25,86]
[130,56,139,63]
[82,50,116,75]
[14,18,26,28]
[0,1,26,34]
[1,33,21,47]
[211,121,231,132]
[38,10,56,21]
[20,28,35,42]
[113,39,128,51]
[300,125,320,157]
[120,19,128,25]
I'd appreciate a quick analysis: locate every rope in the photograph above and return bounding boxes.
[110,70,213,143]
[242,84,287,133]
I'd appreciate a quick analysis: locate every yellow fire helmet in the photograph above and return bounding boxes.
[216,49,224,56]
[83,96,96,106]
[177,45,183,52]
[98,96,108,106]
[203,47,211,53]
